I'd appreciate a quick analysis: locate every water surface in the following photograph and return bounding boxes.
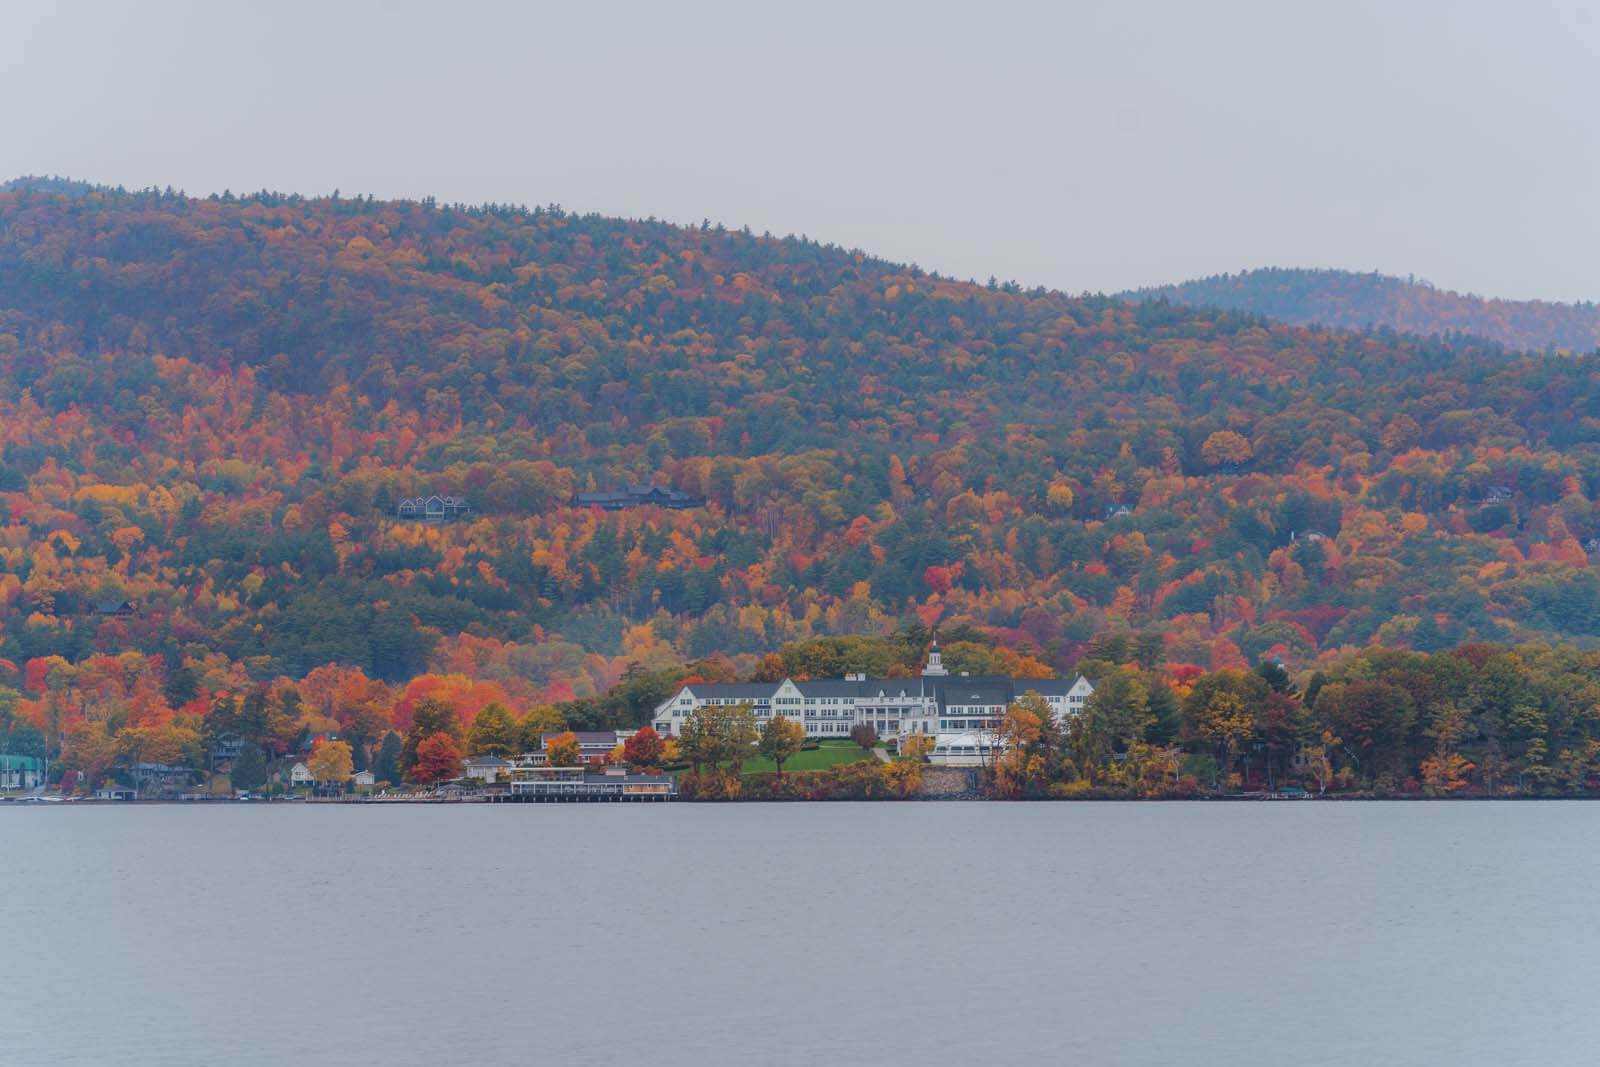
[4,802,1595,1066]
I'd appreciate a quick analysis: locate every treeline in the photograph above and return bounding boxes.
[988,641,1600,798]
[0,626,1026,791]
[9,629,1600,799]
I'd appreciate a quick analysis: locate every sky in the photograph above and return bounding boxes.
[3,0,1598,302]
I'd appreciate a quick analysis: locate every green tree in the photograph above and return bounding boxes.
[230,742,268,792]
[468,702,519,757]
[680,702,758,776]
[517,705,565,753]
[372,731,403,785]
[759,715,806,777]
[1072,666,1153,775]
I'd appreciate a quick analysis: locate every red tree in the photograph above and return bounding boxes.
[411,731,463,785]
[622,725,665,769]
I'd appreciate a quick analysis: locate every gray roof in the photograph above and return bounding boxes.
[793,679,871,697]
[464,756,511,767]
[542,731,620,747]
[674,674,1088,713]
[680,682,782,700]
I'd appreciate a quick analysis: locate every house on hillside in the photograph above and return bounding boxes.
[573,485,705,511]
[209,733,246,772]
[1482,485,1515,504]
[93,600,141,619]
[396,495,471,522]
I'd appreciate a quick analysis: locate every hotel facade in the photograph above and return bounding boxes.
[651,642,1094,764]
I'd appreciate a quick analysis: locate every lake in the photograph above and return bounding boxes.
[3,802,1596,1066]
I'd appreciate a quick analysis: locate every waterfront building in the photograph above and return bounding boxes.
[496,764,674,802]
[650,640,1093,761]
[462,755,512,782]
[0,754,44,790]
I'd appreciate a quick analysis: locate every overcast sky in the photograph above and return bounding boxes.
[3,0,1597,301]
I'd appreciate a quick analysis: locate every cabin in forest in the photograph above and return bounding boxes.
[93,600,141,619]
[573,484,705,510]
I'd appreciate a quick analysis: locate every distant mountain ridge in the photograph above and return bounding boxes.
[1126,267,1600,353]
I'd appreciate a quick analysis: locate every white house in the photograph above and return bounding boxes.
[350,769,376,788]
[289,762,314,787]
[651,640,1093,762]
[462,756,512,783]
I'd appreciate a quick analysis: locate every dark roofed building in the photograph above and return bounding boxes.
[396,494,471,521]
[574,484,705,510]
[538,731,623,765]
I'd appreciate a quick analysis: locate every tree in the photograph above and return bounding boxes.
[545,730,582,767]
[402,697,460,775]
[372,731,403,785]
[412,732,463,785]
[621,725,666,769]
[1421,750,1475,796]
[849,723,879,751]
[231,742,268,792]
[468,702,519,757]
[901,733,935,761]
[1181,669,1269,789]
[759,715,806,777]
[518,705,565,752]
[679,702,758,779]
[992,702,1045,797]
[307,738,354,784]
[1200,429,1253,468]
[1072,667,1152,776]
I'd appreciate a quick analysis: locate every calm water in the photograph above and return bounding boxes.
[3,802,1597,1066]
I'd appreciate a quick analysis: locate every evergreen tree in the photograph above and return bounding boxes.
[373,731,403,785]
[231,743,268,792]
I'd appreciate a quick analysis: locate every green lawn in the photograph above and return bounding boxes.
[740,739,875,775]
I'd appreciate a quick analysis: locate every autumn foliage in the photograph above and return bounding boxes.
[5,183,1600,793]
[411,732,463,785]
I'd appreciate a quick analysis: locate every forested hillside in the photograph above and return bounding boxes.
[1128,267,1600,353]
[5,183,1600,739]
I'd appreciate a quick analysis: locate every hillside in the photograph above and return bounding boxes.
[1127,267,1600,353]
[4,185,1600,716]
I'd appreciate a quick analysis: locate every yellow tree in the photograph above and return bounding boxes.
[307,739,354,783]
[545,731,582,767]
[1200,430,1253,468]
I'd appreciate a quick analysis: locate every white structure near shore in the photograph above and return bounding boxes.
[651,641,1093,765]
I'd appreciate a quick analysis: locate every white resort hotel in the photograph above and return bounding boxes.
[652,641,1094,766]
